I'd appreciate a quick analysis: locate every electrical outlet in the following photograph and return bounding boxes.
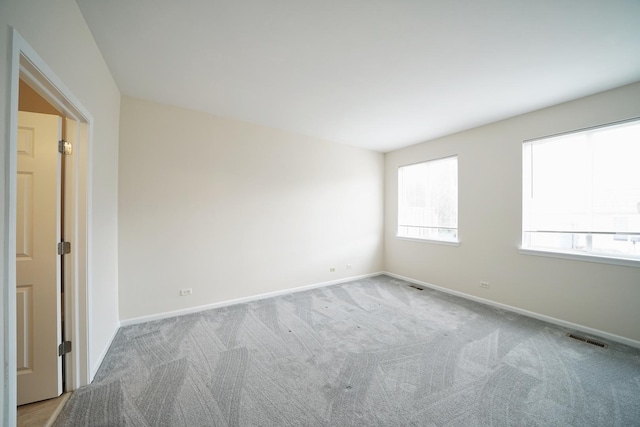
[180,288,192,296]
[346,264,353,270]
[480,281,490,289]
[330,267,336,272]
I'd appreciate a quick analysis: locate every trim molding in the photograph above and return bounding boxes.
[383,271,640,349]
[4,28,94,425]
[120,272,384,327]
[518,247,640,269]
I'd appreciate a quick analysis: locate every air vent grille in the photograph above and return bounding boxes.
[567,333,608,348]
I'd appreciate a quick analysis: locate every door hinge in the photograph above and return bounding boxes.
[57,241,71,255]
[58,139,72,155]
[58,341,72,356]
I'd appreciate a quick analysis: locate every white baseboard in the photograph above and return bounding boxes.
[120,272,384,327]
[384,271,640,350]
[90,321,121,381]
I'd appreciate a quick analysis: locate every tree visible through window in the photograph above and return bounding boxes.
[522,118,640,260]
[397,156,458,242]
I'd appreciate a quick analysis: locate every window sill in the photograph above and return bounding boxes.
[396,236,460,247]
[518,247,640,268]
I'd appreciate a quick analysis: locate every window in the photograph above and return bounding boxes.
[398,156,458,243]
[522,118,640,262]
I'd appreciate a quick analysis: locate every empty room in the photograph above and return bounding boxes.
[1,1,640,426]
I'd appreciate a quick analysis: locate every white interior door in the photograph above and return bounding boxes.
[16,111,63,405]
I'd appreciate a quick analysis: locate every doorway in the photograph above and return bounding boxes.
[7,28,92,421]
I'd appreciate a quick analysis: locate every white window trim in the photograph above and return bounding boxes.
[396,235,461,246]
[519,247,640,268]
[397,155,459,244]
[521,117,640,265]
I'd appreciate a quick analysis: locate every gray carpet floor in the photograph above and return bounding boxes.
[54,275,640,426]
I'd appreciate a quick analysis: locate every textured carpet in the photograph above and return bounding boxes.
[54,275,640,426]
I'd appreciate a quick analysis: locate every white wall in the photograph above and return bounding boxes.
[385,81,640,343]
[1,1,120,422]
[118,96,384,321]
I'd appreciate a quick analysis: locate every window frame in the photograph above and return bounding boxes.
[520,117,640,268]
[396,155,459,245]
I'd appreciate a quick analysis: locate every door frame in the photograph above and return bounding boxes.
[5,28,92,414]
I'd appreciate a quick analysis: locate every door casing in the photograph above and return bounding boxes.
[5,28,92,420]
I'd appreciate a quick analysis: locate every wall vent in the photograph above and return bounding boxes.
[408,285,424,291]
[567,333,608,348]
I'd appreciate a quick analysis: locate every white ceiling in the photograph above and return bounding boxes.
[76,0,640,152]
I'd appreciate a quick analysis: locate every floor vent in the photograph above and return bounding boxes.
[408,285,424,291]
[567,333,608,348]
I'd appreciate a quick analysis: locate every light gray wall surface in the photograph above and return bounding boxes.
[118,96,384,321]
[385,82,640,343]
